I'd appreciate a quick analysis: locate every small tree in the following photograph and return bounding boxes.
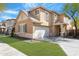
[64,3,79,38]
[11,27,15,37]
[71,17,79,28]
[11,22,16,37]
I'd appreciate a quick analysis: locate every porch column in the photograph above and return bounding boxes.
[61,24,66,37]
[60,24,64,37]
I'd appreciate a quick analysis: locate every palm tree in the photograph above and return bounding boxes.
[64,3,79,38]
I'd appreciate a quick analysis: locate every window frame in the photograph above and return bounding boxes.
[18,24,27,32]
[35,10,39,15]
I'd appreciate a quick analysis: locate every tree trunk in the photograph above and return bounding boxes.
[73,19,77,38]
[11,27,15,37]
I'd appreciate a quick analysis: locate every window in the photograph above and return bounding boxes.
[18,24,27,32]
[44,12,49,20]
[54,14,57,20]
[46,12,49,20]
[35,10,39,15]
[19,25,23,32]
[23,24,27,32]
[53,13,58,22]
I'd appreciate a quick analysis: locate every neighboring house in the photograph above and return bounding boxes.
[5,19,16,35]
[15,7,69,39]
[0,22,6,34]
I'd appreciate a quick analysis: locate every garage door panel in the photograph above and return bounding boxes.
[33,26,49,39]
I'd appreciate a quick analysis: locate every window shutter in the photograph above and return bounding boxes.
[20,25,23,32]
[23,24,25,32]
[25,24,27,32]
[18,25,20,32]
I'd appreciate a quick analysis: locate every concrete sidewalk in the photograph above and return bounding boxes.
[0,41,26,56]
[54,38,79,56]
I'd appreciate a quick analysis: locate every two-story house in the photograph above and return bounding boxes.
[15,7,68,39]
[5,19,16,35]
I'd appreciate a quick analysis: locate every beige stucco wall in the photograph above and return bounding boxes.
[39,11,50,26]
[49,25,58,36]
[30,7,52,26]
[30,8,40,20]
[15,20,33,34]
[15,11,33,38]
[15,22,33,39]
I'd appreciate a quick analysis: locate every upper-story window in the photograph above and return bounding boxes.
[53,13,58,22]
[54,14,57,19]
[35,10,39,15]
[45,12,49,20]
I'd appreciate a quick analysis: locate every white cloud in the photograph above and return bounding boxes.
[0,15,13,19]
[0,10,18,21]
[23,3,41,11]
[24,3,37,8]
[3,10,18,14]
[23,3,55,11]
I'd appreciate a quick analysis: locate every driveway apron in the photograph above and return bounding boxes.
[56,38,79,56]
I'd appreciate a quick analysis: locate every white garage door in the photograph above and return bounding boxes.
[33,26,49,39]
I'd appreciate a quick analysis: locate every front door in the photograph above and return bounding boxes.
[55,25,61,36]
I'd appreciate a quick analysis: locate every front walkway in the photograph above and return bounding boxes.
[0,41,26,56]
[48,37,79,56]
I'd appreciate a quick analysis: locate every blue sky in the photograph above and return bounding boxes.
[0,3,65,22]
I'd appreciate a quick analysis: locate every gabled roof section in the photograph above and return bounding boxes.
[15,10,27,25]
[16,10,29,21]
[22,10,29,16]
[16,10,41,23]
[29,6,59,15]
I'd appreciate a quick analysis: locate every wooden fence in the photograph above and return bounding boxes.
[67,29,79,37]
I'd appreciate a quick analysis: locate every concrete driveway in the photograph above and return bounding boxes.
[51,37,79,56]
[0,41,26,56]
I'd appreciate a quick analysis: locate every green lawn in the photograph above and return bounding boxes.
[0,35,66,56]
